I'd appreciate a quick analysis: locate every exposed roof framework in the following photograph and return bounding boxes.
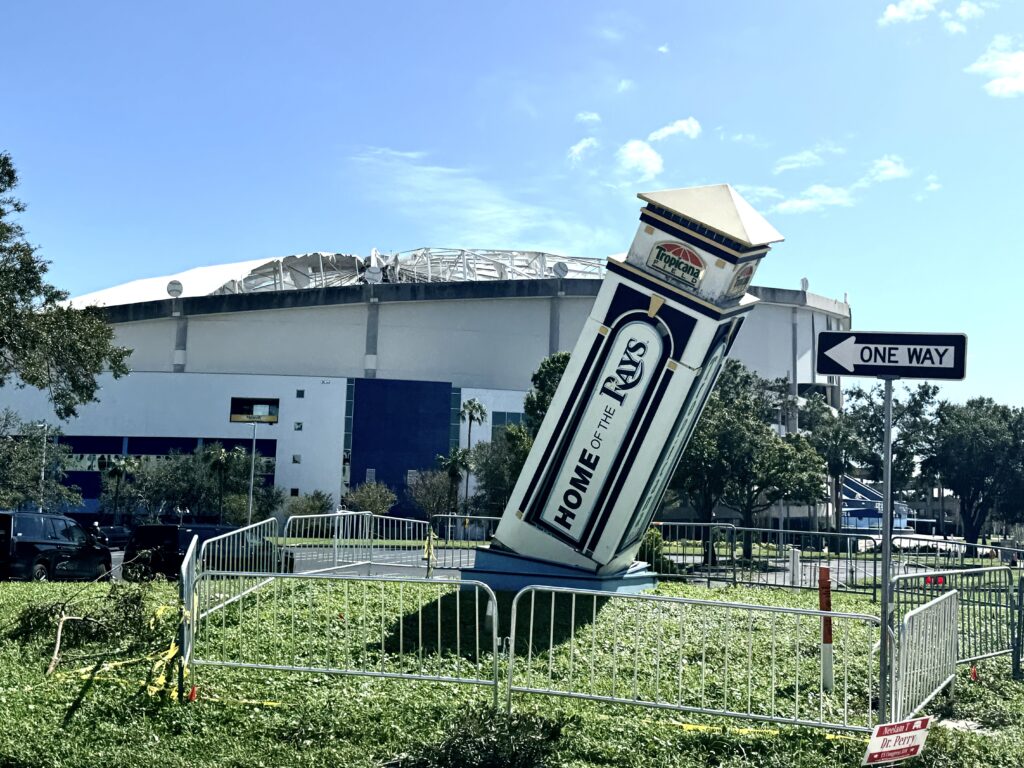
[209,248,606,295]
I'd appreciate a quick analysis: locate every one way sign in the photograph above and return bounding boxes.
[816,332,967,380]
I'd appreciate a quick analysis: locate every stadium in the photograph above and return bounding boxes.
[2,246,851,517]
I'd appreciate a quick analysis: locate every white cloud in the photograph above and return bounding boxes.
[597,27,622,42]
[966,35,1024,97]
[567,137,599,164]
[731,133,759,143]
[878,0,938,25]
[349,148,616,255]
[957,1,985,20]
[647,117,702,142]
[617,79,634,93]
[945,20,968,33]
[733,185,784,204]
[575,111,601,123]
[773,142,845,174]
[857,154,912,186]
[915,174,942,202]
[657,44,669,54]
[616,140,663,182]
[772,185,855,214]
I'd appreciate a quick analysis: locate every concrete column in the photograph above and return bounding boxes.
[364,292,379,379]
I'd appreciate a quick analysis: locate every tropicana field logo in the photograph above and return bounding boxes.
[646,242,705,289]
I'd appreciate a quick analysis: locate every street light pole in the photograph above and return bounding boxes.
[246,420,257,526]
[38,423,48,514]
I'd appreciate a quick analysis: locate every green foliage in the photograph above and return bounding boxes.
[0,409,81,510]
[385,707,567,768]
[923,398,1022,544]
[638,527,678,574]
[406,470,450,522]
[844,381,939,491]
[287,490,335,517]
[129,443,282,523]
[0,582,1023,767]
[8,582,177,657]
[0,152,131,420]
[800,394,865,529]
[470,423,533,515]
[436,448,470,514]
[344,480,397,516]
[673,360,805,524]
[523,351,570,438]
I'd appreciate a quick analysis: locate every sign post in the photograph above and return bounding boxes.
[816,331,966,723]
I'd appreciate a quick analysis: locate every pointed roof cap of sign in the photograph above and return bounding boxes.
[638,184,784,248]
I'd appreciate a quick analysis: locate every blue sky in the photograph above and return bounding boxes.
[5,1,1023,405]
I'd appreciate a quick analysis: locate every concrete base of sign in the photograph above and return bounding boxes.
[464,547,657,594]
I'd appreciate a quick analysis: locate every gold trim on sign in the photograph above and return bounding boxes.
[667,360,678,371]
[647,295,665,318]
[598,325,610,335]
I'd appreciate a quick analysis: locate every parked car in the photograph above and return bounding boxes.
[95,525,132,550]
[0,511,113,582]
[123,524,291,580]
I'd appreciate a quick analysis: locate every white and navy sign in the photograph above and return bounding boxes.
[816,332,966,380]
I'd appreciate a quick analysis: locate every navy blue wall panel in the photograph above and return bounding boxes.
[351,378,451,515]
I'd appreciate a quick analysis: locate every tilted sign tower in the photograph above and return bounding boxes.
[474,185,783,591]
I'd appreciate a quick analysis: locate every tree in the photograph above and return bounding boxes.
[287,490,335,517]
[922,398,1019,548]
[845,382,939,493]
[523,351,570,438]
[801,395,865,531]
[406,470,450,524]
[0,152,131,420]
[722,431,825,558]
[104,455,140,525]
[436,448,470,514]
[0,409,80,510]
[459,398,487,503]
[344,481,397,516]
[471,423,533,515]
[131,444,280,523]
[670,361,812,563]
[203,443,249,523]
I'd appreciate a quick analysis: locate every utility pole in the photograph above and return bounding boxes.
[246,420,258,526]
[37,423,48,514]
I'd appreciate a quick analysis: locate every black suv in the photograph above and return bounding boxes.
[124,523,293,580]
[0,511,113,581]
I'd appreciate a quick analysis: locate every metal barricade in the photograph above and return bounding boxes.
[431,515,500,570]
[191,572,501,705]
[369,515,430,572]
[893,535,1024,576]
[724,528,879,596]
[892,566,1014,663]
[177,534,198,701]
[281,511,373,574]
[197,518,281,618]
[506,586,883,732]
[892,591,958,721]
[641,523,736,586]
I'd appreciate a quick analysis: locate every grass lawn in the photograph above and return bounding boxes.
[1,579,1022,767]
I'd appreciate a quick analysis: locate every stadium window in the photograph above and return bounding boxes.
[294,422,303,431]
[292,454,302,464]
[290,488,299,497]
[296,389,305,399]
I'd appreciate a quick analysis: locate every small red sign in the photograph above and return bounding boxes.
[862,717,930,765]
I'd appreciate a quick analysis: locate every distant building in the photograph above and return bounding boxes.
[2,249,851,517]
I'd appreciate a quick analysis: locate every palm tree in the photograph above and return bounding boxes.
[459,399,487,508]
[437,448,470,515]
[105,455,139,525]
